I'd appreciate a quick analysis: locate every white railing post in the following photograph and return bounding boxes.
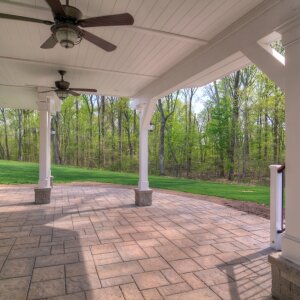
[270,165,284,250]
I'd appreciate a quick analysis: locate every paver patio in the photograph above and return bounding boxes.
[0,184,274,299]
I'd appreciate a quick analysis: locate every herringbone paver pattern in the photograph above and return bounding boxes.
[0,184,273,299]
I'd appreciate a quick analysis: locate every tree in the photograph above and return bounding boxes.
[0,108,10,160]
[157,92,178,175]
[227,71,241,180]
[182,88,198,176]
[0,64,286,183]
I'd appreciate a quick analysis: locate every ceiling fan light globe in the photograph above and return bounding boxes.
[60,39,74,48]
[55,26,78,49]
[56,90,68,100]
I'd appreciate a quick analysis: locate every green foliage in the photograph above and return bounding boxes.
[206,96,231,172]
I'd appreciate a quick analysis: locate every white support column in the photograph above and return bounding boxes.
[130,98,156,206]
[37,100,51,189]
[269,165,284,250]
[280,19,300,265]
[34,97,52,204]
[268,18,300,300]
[138,122,149,190]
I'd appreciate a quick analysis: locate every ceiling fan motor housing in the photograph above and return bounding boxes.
[55,79,70,90]
[56,5,82,22]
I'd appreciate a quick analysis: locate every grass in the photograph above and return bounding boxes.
[0,160,270,205]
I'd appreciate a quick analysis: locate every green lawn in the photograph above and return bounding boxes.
[0,160,270,205]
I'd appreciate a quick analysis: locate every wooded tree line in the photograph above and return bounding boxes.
[0,65,285,183]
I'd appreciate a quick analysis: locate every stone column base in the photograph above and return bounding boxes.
[135,189,152,206]
[269,252,300,299]
[34,188,51,204]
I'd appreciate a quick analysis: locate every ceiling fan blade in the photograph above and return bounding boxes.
[41,35,57,49]
[0,13,53,25]
[82,30,116,52]
[70,88,97,93]
[78,13,134,28]
[39,89,56,93]
[68,90,80,96]
[45,0,66,17]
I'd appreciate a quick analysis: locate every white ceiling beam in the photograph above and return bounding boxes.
[183,52,251,88]
[0,56,158,80]
[0,85,38,110]
[0,85,61,112]
[242,43,285,92]
[133,0,297,101]
[0,0,48,11]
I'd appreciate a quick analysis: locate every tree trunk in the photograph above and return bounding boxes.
[0,139,4,159]
[84,95,95,167]
[242,99,249,178]
[228,71,240,180]
[185,88,197,177]
[101,96,105,166]
[166,124,179,177]
[264,99,268,160]
[118,106,122,170]
[273,94,279,163]
[17,109,22,161]
[157,99,166,175]
[124,111,133,159]
[257,111,262,161]
[110,98,115,164]
[96,96,101,167]
[1,108,10,160]
[51,112,62,164]
[187,95,192,176]
[75,99,79,166]
[133,109,137,154]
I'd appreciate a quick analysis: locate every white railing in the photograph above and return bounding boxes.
[269,164,285,250]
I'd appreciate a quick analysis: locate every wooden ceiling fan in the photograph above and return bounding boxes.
[40,70,97,100]
[0,0,134,51]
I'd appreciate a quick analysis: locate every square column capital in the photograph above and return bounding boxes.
[36,100,50,112]
[130,98,148,114]
[37,88,61,113]
[130,98,156,130]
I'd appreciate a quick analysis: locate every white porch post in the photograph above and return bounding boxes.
[130,99,156,206]
[281,20,300,264]
[269,165,284,250]
[138,122,149,190]
[35,98,52,204]
[268,19,300,300]
[38,102,51,188]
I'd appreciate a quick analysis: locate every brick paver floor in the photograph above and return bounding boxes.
[0,184,274,299]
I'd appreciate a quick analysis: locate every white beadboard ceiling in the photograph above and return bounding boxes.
[0,0,263,109]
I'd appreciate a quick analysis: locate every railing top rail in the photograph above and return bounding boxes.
[277,164,285,173]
